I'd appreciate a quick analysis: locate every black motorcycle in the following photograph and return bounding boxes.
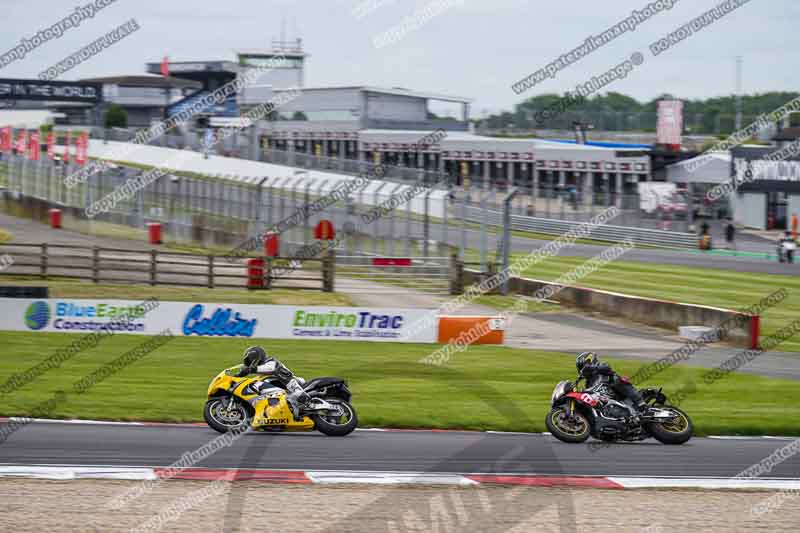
[545,377,693,445]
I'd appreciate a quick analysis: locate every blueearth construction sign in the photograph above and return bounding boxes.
[0,299,437,343]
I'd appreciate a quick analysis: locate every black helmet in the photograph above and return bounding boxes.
[243,346,268,367]
[576,351,598,372]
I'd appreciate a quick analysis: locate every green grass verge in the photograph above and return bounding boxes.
[473,294,557,314]
[0,277,354,306]
[466,251,800,352]
[0,228,11,243]
[1,333,797,435]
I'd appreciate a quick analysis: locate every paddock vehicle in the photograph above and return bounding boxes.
[546,377,693,445]
[204,365,357,436]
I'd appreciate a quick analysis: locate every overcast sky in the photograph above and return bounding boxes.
[1,0,796,117]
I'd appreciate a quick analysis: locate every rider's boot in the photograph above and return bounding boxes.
[286,389,310,420]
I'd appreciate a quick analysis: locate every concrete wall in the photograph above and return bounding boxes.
[463,270,757,348]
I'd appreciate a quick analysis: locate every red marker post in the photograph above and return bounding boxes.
[147,222,162,245]
[75,133,88,166]
[28,132,40,161]
[46,132,55,160]
[14,130,26,154]
[264,232,279,257]
[49,209,62,229]
[0,127,11,153]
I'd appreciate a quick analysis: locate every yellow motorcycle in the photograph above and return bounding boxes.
[204,365,358,436]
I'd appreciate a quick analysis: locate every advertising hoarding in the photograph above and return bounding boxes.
[0,299,438,344]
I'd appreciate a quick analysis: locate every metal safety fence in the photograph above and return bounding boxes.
[0,242,331,291]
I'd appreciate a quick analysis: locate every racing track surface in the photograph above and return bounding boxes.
[1,422,798,479]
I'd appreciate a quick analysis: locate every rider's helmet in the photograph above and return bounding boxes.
[575,351,598,373]
[243,346,268,368]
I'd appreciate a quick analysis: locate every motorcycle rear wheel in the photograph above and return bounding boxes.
[545,407,591,443]
[312,399,358,436]
[647,406,693,445]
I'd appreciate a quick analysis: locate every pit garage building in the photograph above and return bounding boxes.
[259,86,652,202]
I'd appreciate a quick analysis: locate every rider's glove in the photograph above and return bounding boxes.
[236,365,253,378]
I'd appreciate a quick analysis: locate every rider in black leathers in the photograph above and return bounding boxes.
[575,352,647,415]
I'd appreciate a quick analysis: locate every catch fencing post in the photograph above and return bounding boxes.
[293,171,308,247]
[441,185,449,254]
[405,189,412,257]
[388,182,404,256]
[304,179,316,247]
[317,180,324,233]
[460,193,467,260]
[424,187,435,259]
[267,181,275,227]
[85,171,92,218]
[373,181,388,256]
[208,254,215,289]
[277,176,292,247]
[169,176,179,242]
[480,191,489,273]
[256,177,268,241]
[136,184,144,230]
[250,126,259,161]
[501,188,519,295]
[345,193,356,255]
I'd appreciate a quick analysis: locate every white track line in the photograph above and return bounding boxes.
[608,476,800,491]
[1,418,796,440]
[306,471,478,486]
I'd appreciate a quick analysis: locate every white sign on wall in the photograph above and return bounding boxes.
[735,158,800,183]
[0,299,437,344]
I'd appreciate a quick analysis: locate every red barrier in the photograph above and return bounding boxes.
[372,258,412,267]
[264,232,279,257]
[48,208,62,229]
[147,223,162,245]
[750,315,760,350]
[247,258,265,289]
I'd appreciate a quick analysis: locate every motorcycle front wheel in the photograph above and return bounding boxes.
[312,399,358,436]
[545,406,591,443]
[204,396,252,434]
[647,406,693,445]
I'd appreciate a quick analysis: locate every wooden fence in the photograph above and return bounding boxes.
[0,243,333,292]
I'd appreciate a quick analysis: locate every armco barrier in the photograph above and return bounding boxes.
[463,206,698,249]
[464,270,758,348]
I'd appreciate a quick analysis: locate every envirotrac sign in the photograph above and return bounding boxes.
[0,299,437,343]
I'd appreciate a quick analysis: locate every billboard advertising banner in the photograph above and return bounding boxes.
[0,299,438,343]
[0,79,102,103]
[657,100,683,147]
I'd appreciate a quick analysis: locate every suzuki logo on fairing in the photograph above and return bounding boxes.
[182,304,257,337]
